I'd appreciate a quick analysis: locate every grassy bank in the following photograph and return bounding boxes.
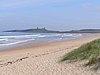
[61,38,100,70]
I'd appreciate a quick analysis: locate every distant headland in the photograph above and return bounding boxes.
[4,27,60,33]
[4,27,100,33]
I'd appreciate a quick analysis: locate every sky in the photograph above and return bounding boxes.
[0,0,100,31]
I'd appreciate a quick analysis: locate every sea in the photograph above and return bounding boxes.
[0,32,82,48]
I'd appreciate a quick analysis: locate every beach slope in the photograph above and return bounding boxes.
[0,34,100,75]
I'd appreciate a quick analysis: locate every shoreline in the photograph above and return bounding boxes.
[0,33,100,57]
[0,33,83,52]
[0,33,83,51]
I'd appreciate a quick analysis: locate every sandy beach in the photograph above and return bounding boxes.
[0,33,100,75]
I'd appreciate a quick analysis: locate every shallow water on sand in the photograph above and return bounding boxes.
[0,32,82,48]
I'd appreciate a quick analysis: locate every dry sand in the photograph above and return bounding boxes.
[0,33,100,75]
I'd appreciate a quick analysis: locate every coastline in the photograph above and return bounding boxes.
[0,33,82,51]
[0,33,100,75]
[0,33,99,57]
[0,33,83,53]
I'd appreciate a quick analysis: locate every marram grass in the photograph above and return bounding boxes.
[61,38,100,70]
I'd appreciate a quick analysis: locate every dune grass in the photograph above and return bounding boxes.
[61,38,100,70]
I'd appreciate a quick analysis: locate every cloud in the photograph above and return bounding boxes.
[0,0,33,8]
[0,0,70,9]
[82,2,100,12]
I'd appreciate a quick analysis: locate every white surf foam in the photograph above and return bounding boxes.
[0,33,82,47]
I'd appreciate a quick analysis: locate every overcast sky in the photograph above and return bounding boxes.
[0,0,100,31]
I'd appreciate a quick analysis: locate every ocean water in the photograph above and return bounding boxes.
[0,32,82,48]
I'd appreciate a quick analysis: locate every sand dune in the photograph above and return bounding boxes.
[0,34,100,75]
